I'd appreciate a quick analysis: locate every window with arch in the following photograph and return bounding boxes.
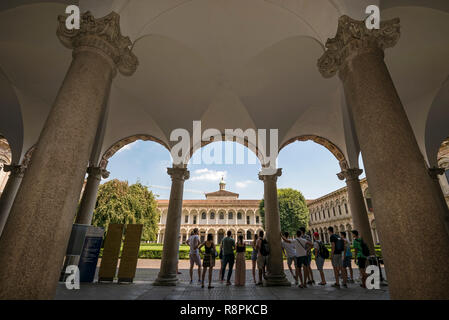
[210,211,215,220]
[338,205,342,215]
[219,212,224,220]
[237,212,242,220]
[193,216,197,224]
[184,215,188,223]
[327,209,330,218]
[344,203,348,214]
[332,207,336,216]
[246,216,250,225]
[228,212,233,220]
[201,212,206,220]
[256,216,260,224]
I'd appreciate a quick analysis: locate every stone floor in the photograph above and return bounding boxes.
[55,259,389,300]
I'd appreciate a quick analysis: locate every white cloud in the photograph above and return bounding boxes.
[191,168,227,182]
[235,180,256,188]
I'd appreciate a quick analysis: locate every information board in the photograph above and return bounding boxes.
[98,223,124,282]
[78,226,104,283]
[117,224,143,283]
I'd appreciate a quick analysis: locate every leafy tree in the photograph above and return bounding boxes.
[259,188,309,236]
[92,179,160,241]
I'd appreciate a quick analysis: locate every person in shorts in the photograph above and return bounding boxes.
[281,232,298,285]
[340,231,354,283]
[186,228,201,283]
[281,230,312,288]
[300,227,315,285]
[313,232,327,285]
[329,226,347,288]
[352,230,368,288]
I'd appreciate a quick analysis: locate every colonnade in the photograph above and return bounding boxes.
[0,11,447,300]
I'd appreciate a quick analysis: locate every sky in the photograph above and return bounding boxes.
[103,140,365,201]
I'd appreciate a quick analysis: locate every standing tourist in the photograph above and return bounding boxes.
[281,230,312,288]
[300,227,315,285]
[186,228,202,283]
[255,230,267,285]
[328,226,348,288]
[199,233,216,289]
[313,232,327,285]
[220,230,235,286]
[281,232,298,285]
[177,234,182,275]
[340,231,354,283]
[352,230,369,288]
[234,235,246,286]
[251,234,259,284]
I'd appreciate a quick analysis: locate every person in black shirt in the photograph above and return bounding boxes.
[328,226,348,288]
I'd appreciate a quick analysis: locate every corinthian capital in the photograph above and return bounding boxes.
[87,166,110,179]
[167,167,190,181]
[259,168,282,182]
[337,168,363,181]
[57,11,138,76]
[318,15,400,78]
[3,164,26,178]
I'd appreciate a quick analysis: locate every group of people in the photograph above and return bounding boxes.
[185,228,270,288]
[281,226,371,289]
[185,226,372,289]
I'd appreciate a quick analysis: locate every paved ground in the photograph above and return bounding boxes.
[55,259,389,300]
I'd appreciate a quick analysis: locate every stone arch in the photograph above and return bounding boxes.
[217,228,226,244]
[279,135,349,170]
[180,228,188,243]
[100,134,170,168]
[185,133,266,166]
[246,228,255,241]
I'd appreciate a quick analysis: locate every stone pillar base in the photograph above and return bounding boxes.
[263,273,291,287]
[153,274,179,286]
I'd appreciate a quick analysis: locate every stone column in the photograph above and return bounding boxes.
[75,166,110,225]
[318,15,449,299]
[0,12,138,299]
[0,164,26,236]
[337,168,375,254]
[154,167,189,286]
[258,169,290,286]
[428,167,449,236]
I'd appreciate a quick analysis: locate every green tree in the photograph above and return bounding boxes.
[259,188,309,236]
[92,179,160,241]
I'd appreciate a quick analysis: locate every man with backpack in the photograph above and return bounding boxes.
[255,230,268,286]
[328,226,348,288]
[281,229,312,288]
[351,230,370,288]
[313,232,327,285]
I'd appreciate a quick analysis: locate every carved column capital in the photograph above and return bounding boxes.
[86,166,110,179]
[57,11,138,76]
[337,168,363,181]
[3,164,27,178]
[428,167,445,180]
[318,15,400,79]
[259,168,282,182]
[167,167,190,181]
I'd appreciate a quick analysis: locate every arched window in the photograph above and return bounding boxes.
[344,203,348,213]
[338,205,342,215]
[210,211,215,220]
[332,207,336,216]
[219,212,224,220]
[228,212,233,220]
[237,212,242,220]
[246,216,250,225]
[246,230,252,240]
[193,216,197,224]
[201,212,206,220]
[256,216,260,224]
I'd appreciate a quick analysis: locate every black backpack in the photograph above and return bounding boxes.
[360,239,371,257]
[260,239,270,256]
[334,235,345,253]
[316,240,329,259]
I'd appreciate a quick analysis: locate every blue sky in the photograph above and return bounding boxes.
[103,140,365,201]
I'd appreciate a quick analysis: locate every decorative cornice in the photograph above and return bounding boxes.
[167,167,190,181]
[258,168,282,182]
[337,168,363,181]
[318,15,400,78]
[3,164,26,177]
[57,11,138,76]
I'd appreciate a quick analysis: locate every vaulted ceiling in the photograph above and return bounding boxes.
[0,0,448,167]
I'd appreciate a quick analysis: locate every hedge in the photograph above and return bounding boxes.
[99,244,382,260]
